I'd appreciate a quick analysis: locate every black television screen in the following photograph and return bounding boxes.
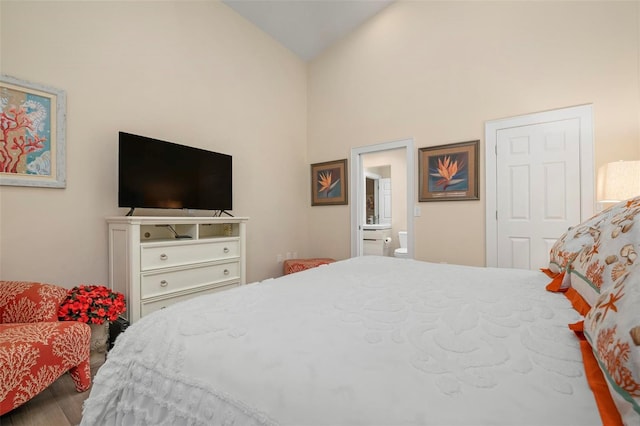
[118,132,232,211]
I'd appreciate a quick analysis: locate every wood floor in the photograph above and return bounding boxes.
[0,353,105,426]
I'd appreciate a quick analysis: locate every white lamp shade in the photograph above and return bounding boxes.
[596,160,640,203]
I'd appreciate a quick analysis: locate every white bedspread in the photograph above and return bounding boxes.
[81,257,601,425]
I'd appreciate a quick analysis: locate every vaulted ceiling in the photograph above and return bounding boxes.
[222,0,394,61]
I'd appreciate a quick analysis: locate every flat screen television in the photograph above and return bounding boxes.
[118,132,232,214]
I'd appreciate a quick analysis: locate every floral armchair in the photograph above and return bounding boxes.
[0,281,92,415]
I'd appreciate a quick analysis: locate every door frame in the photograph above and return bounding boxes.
[484,104,595,267]
[350,138,415,258]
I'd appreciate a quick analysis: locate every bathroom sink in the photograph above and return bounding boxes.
[362,224,391,230]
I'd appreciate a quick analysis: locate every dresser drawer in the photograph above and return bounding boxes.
[141,261,239,299]
[141,239,239,270]
[140,282,240,317]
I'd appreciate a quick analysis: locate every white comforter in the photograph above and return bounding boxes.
[81,256,601,425]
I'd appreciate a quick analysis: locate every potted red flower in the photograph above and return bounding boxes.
[58,284,126,325]
[58,285,126,355]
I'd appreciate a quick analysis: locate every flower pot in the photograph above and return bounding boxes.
[89,322,109,362]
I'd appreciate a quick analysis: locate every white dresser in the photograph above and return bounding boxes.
[106,216,248,323]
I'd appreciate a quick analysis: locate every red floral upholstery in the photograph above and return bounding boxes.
[283,258,335,275]
[0,281,91,415]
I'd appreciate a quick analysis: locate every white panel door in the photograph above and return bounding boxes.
[379,178,392,224]
[496,118,582,269]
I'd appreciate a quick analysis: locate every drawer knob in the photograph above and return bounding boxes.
[223,247,230,253]
[160,280,168,287]
[224,269,230,275]
[160,253,168,260]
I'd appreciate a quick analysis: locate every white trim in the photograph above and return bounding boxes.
[350,138,415,258]
[484,104,595,267]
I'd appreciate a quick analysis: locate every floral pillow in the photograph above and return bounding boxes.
[584,261,640,424]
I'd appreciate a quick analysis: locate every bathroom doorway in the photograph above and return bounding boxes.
[350,138,415,258]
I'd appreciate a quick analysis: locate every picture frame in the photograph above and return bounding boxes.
[311,159,348,206]
[0,75,66,188]
[419,140,479,202]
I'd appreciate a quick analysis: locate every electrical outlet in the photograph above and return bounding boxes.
[292,251,298,259]
[286,252,292,259]
[277,254,283,263]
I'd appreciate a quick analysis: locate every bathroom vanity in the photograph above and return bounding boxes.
[362,224,392,256]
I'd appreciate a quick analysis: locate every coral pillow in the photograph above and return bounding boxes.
[283,258,335,275]
[545,209,611,291]
[0,281,67,323]
[548,227,593,277]
[543,197,640,424]
[567,198,640,309]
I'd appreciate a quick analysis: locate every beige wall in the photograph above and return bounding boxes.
[308,1,640,266]
[2,1,640,286]
[0,1,308,286]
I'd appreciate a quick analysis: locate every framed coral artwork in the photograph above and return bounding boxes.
[311,159,348,206]
[419,140,479,202]
[0,75,66,188]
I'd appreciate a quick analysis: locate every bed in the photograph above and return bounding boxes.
[81,199,640,426]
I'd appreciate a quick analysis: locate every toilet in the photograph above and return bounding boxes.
[394,231,408,258]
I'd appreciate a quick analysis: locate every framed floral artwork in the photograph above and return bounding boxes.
[0,75,66,188]
[311,159,348,206]
[419,140,479,202]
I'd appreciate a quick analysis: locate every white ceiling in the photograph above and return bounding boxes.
[222,0,394,61]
